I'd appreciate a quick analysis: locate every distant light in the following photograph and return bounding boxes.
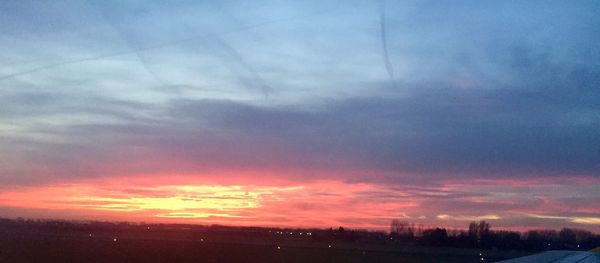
[328,244,332,248]
[200,238,204,242]
[277,246,281,250]
[480,257,484,261]
[147,227,150,230]
[548,243,551,246]
[479,252,482,256]
[577,244,580,248]
[113,238,118,242]
[89,233,92,237]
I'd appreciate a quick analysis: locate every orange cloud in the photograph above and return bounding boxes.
[1,175,598,232]
[0,177,419,229]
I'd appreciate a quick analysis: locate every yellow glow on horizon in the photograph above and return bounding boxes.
[68,185,273,217]
[0,184,281,219]
[0,179,411,227]
[4,178,596,230]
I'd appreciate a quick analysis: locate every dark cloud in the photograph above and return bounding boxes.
[3,74,599,187]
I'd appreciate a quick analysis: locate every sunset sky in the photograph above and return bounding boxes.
[1,0,599,232]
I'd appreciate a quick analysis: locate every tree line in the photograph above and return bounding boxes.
[1,217,598,251]
[388,220,600,250]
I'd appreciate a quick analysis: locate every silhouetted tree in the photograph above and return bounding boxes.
[490,231,522,250]
[390,220,415,239]
[524,229,559,250]
[559,228,577,246]
[421,228,448,246]
[468,221,491,247]
[468,222,478,236]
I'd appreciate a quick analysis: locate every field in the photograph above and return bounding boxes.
[0,221,529,263]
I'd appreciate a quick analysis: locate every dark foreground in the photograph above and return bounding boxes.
[0,220,530,263]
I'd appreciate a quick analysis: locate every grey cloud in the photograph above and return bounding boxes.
[3,73,600,187]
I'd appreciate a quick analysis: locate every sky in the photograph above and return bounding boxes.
[0,0,599,232]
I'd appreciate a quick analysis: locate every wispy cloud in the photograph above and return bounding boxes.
[527,214,600,226]
[437,214,501,221]
[1,0,599,230]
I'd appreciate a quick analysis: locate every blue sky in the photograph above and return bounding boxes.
[1,0,599,230]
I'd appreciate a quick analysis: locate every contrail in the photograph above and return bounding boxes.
[0,53,134,81]
[0,6,342,82]
[378,0,396,87]
[210,35,272,98]
[85,0,166,86]
[209,2,271,97]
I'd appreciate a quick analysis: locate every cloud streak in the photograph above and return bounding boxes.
[1,0,599,231]
[378,0,396,86]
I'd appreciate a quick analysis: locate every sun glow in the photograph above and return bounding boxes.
[0,178,411,227]
[79,186,265,212]
[0,183,293,219]
[1,175,598,230]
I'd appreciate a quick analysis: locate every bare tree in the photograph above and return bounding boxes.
[390,220,415,238]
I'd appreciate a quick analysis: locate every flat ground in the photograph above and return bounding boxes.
[0,224,529,263]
